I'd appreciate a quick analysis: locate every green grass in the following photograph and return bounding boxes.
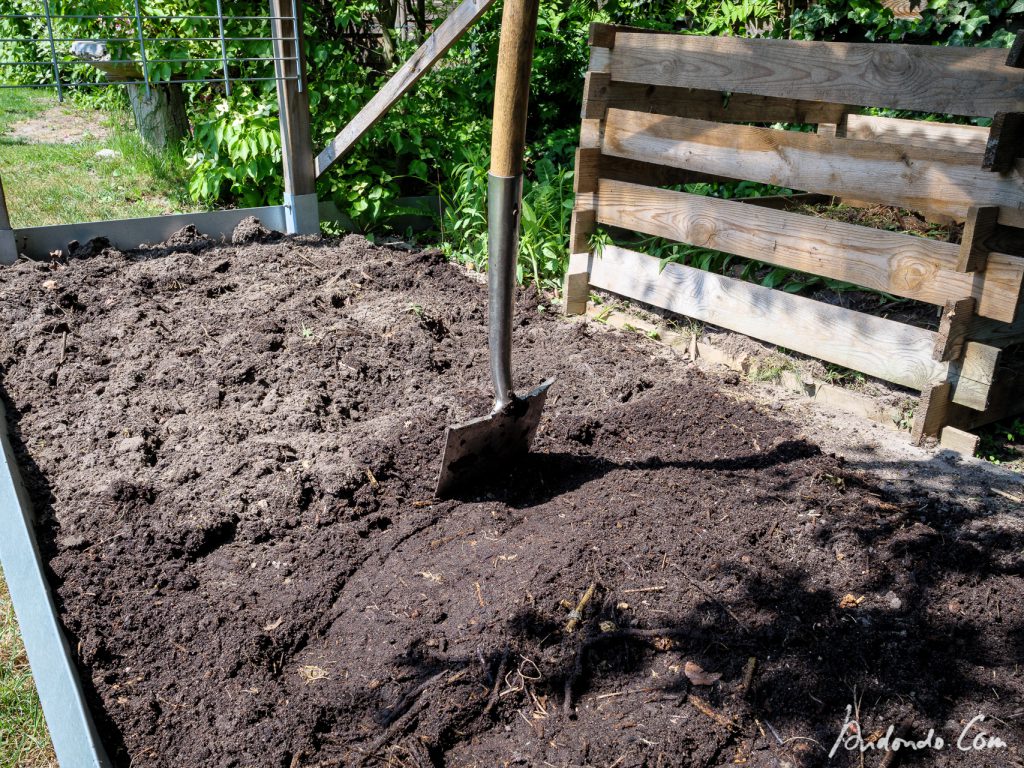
[0,89,49,133]
[0,89,194,228]
[0,572,55,768]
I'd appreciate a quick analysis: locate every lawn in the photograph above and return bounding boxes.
[0,574,53,768]
[0,89,194,228]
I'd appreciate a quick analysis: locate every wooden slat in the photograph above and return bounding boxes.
[939,426,980,455]
[948,359,1024,430]
[271,0,315,199]
[564,252,591,316]
[595,83,849,124]
[1008,31,1024,69]
[569,192,597,256]
[958,205,998,272]
[966,303,1024,349]
[912,382,953,443]
[315,0,496,176]
[610,32,1024,118]
[946,342,1003,415]
[933,297,975,362]
[882,0,923,20]
[983,112,1024,173]
[581,72,611,120]
[595,179,1024,323]
[588,22,662,48]
[579,118,602,149]
[574,148,600,195]
[602,110,1024,228]
[588,245,948,390]
[950,342,1001,411]
[589,46,611,74]
[845,114,988,153]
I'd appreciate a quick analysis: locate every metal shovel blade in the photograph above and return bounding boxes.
[435,378,554,498]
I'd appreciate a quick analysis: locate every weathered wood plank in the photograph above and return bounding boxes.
[966,302,1024,348]
[939,426,980,455]
[595,83,849,124]
[602,110,1024,228]
[589,46,612,74]
[912,382,953,443]
[579,118,602,149]
[845,114,988,153]
[950,341,1001,411]
[564,252,591,316]
[581,72,611,120]
[610,32,1024,118]
[569,192,597,256]
[574,147,600,195]
[595,179,1024,323]
[588,244,948,390]
[958,205,999,272]
[271,0,314,198]
[1008,31,1024,68]
[934,297,975,362]
[983,112,1024,173]
[947,358,1024,430]
[588,22,662,48]
[315,0,497,176]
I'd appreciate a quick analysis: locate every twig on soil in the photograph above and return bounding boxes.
[739,656,757,697]
[360,668,455,764]
[474,581,485,607]
[675,568,749,633]
[595,687,657,701]
[621,586,665,594]
[565,582,597,633]
[878,715,916,768]
[689,694,736,731]
[482,649,510,717]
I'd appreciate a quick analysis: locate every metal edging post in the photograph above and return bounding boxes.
[216,0,232,97]
[0,403,112,767]
[0,173,16,264]
[131,0,152,98]
[40,0,62,102]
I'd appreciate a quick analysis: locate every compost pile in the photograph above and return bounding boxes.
[0,231,1021,768]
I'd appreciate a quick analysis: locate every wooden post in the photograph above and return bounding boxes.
[270,0,318,235]
[0,174,17,265]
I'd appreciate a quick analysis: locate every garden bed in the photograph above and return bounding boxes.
[0,231,1021,767]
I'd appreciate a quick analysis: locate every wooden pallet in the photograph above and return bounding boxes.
[565,24,1024,449]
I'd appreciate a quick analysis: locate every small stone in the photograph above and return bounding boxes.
[59,533,89,550]
[116,436,145,453]
[884,591,903,610]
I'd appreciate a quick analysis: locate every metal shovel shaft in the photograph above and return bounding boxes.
[433,0,552,498]
[487,172,522,410]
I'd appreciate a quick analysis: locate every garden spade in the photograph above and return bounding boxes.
[435,0,553,497]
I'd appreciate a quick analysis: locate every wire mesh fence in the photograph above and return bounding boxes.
[0,1,300,100]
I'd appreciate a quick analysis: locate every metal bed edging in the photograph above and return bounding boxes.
[0,403,111,768]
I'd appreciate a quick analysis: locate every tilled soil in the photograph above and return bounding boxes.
[0,232,1021,767]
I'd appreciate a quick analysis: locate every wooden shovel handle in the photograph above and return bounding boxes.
[489,0,540,177]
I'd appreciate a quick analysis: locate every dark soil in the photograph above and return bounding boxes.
[1,233,1022,768]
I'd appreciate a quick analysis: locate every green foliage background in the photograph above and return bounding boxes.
[1,0,1021,287]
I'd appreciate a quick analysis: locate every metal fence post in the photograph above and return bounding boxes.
[270,0,318,235]
[0,174,17,264]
